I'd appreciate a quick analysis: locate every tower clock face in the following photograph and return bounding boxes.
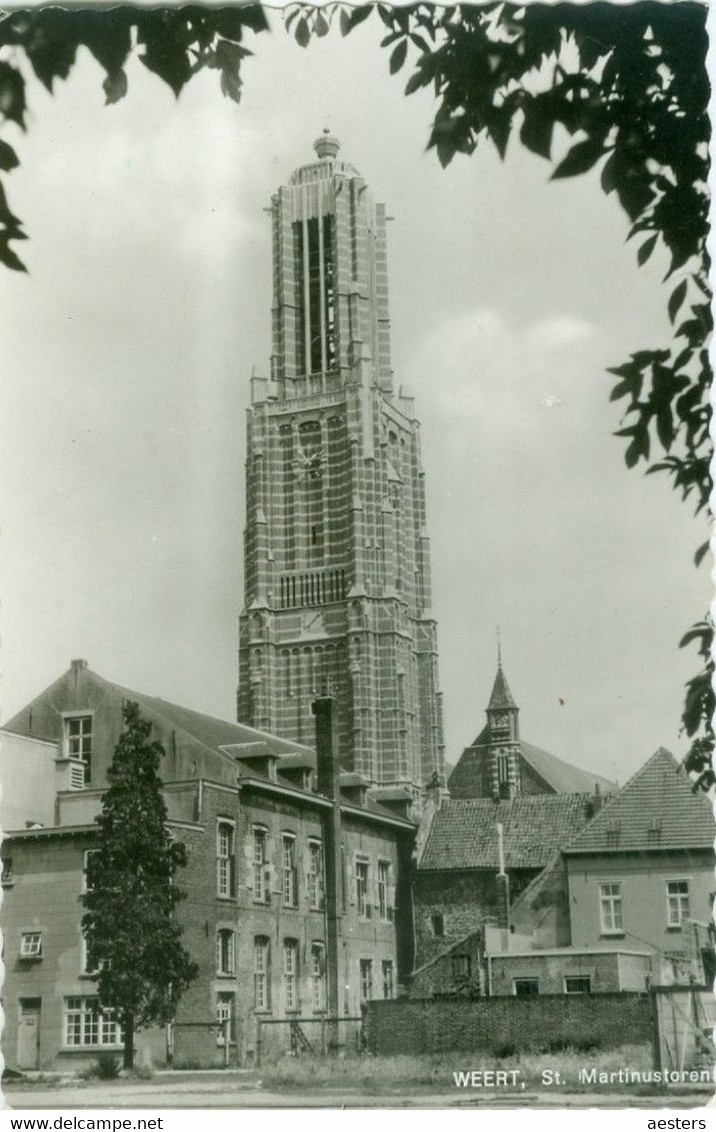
[293,424,324,481]
[292,445,324,481]
[492,712,509,729]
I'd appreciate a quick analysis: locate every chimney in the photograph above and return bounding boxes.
[495,822,511,931]
[312,698,343,1037]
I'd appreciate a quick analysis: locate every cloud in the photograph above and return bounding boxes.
[526,315,595,349]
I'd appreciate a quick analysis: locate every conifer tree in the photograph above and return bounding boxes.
[81,701,198,1069]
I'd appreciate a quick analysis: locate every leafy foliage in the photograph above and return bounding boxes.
[0,6,269,270]
[286,1,711,788]
[1,3,712,786]
[81,701,198,1068]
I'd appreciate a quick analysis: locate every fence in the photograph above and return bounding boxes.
[650,985,716,1074]
[256,1015,363,1066]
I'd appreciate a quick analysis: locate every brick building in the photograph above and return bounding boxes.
[413,659,610,968]
[237,132,444,794]
[1,661,415,1071]
[408,746,713,999]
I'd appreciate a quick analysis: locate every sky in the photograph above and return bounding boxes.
[0,8,710,786]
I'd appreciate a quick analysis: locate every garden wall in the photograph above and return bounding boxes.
[364,993,652,1056]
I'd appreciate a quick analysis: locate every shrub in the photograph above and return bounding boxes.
[491,1040,518,1059]
[94,1054,121,1079]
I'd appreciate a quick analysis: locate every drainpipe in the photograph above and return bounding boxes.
[313,697,343,1047]
[495,822,511,932]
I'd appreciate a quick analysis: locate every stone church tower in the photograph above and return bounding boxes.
[237,132,445,793]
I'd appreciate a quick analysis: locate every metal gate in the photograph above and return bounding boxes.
[256,1015,363,1066]
[650,984,716,1074]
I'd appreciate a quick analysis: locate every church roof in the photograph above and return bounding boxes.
[487,665,518,710]
[419,794,594,871]
[563,747,714,854]
[448,725,614,797]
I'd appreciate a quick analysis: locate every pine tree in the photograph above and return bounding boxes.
[81,701,198,1069]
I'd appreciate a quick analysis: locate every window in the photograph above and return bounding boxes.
[430,913,444,938]
[599,882,623,933]
[83,849,99,894]
[81,932,99,975]
[378,861,391,920]
[282,835,298,907]
[284,939,300,1011]
[451,953,471,982]
[311,943,326,1011]
[307,840,323,910]
[382,959,394,1000]
[252,828,268,903]
[564,976,592,994]
[216,929,236,976]
[254,936,271,1012]
[496,751,510,785]
[606,821,621,848]
[359,959,373,1003]
[64,997,121,1047]
[667,880,691,927]
[2,856,13,885]
[65,715,92,786]
[20,932,42,959]
[513,978,540,996]
[217,821,236,898]
[356,859,369,917]
[216,992,235,1045]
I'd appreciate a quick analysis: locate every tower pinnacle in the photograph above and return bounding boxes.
[314,129,340,160]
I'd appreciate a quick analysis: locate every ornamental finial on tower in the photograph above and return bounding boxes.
[314,128,340,161]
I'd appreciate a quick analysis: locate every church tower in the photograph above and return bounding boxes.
[237,132,445,793]
[485,654,521,800]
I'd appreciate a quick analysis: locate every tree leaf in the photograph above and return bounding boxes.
[294,16,310,47]
[551,138,605,179]
[668,278,688,324]
[389,38,408,74]
[103,69,128,105]
[637,233,658,266]
[0,139,19,172]
[694,541,710,568]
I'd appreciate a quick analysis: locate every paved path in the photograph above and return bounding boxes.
[4,1078,714,1109]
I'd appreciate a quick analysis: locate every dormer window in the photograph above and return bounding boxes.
[64,715,93,786]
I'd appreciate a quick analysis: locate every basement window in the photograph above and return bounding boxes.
[564,976,591,994]
[513,978,539,996]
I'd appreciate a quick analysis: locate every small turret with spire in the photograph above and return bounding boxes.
[486,631,520,799]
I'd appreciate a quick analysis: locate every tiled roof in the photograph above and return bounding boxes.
[115,686,313,759]
[487,666,518,710]
[419,793,594,871]
[448,726,613,797]
[563,747,714,854]
[519,740,614,795]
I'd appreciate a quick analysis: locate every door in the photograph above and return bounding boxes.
[17,998,41,1070]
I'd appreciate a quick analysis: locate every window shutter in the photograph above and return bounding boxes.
[230,855,237,898]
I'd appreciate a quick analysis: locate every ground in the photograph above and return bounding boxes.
[3,1064,714,1110]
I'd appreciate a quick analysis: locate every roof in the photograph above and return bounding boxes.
[563,747,715,854]
[487,665,518,711]
[113,686,313,760]
[448,725,614,797]
[419,794,594,871]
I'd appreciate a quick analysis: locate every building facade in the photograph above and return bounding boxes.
[1,662,415,1071]
[237,133,444,794]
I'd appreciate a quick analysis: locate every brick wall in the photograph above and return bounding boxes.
[364,994,652,1056]
[413,869,537,967]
